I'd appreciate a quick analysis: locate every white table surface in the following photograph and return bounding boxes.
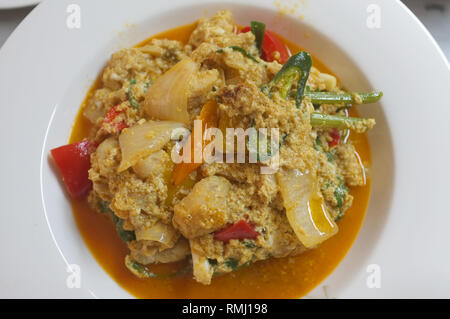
[0,1,449,59]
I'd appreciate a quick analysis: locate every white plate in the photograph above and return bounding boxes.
[0,0,449,298]
[0,0,39,9]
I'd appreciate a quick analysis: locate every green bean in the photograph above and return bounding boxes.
[305,91,383,105]
[259,50,379,132]
[310,112,376,133]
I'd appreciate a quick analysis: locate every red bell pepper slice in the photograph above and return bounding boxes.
[328,128,340,147]
[102,105,128,133]
[239,26,251,34]
[261,30,290,64]
[51,140,97,199]
[214,220,259,242]
[239,26,291,64]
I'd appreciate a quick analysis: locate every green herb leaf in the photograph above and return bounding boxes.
[224,258,239,270]
[334,183,349,208]
[315,136,322,147]
[216,46,259,63]
[113,217,136,242]
[112,214,136,242]
[97,200,135,242]
[243,240,257,249]
[144,80,151,93]
[97,199,112,214]
[208,259,218,266]
[129,96,139,108]
[125,256,191,279]
[128,79,139,109]
[325,151,334,162]
[335,210,344,222]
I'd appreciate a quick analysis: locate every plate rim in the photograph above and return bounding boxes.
[0,0,39,10]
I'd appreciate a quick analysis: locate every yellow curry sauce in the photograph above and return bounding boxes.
[69,23,371,298]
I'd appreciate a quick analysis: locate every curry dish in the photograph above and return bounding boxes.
[52,10,381,298]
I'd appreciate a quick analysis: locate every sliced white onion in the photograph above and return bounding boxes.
[135,221,178,248]
[319,72,337,91]
[143,58,198,124]
[276,169,338,248]
[128,238,190,267]
[190,242,214,285]
[132,150,172,180]
[118,120,183,172]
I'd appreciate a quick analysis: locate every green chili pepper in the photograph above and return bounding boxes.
[267,51,312,107]
[216,46,259,63]
[250,21,266,54]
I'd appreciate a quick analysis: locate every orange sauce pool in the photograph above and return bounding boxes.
[69,23,371,299]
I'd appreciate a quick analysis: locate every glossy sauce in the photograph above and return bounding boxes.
[69,23,371,298]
